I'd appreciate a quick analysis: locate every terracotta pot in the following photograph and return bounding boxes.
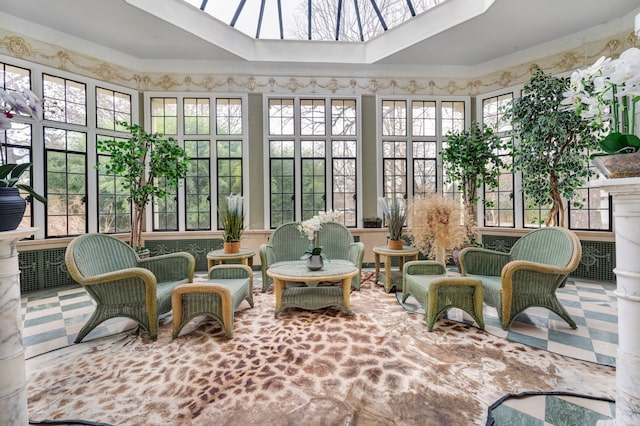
[0,187,27,232]
[224,241,241,254]
[387,239,403,250]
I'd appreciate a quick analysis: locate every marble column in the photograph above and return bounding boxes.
[591,177,640,425]
[0,228,37,426]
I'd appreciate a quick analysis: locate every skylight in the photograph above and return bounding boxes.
[183,0,447,42]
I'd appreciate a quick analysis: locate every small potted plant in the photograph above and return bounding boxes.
[220,193,244,253]
[378,197,407,250]
[1,88,47,231]
[297,210,340,270]
[96,121,189,254]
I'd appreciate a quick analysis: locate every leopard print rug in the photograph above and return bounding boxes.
[26,273,615,425]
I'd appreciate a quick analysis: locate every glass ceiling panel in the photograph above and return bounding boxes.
[184,0,447,42]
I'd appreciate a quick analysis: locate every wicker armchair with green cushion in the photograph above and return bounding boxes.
[459,227,582,330]
[65,233,196,343]
[259,221,365,292]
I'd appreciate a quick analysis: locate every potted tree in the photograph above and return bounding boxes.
[441,121,504,242]
[505,67,599,226]
[378,196,407,249]
[220,193,244,253]
[96,121,189,253]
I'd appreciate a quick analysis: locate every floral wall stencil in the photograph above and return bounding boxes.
[0,28,637,96]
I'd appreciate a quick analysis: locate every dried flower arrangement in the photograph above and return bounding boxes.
[408,194,471,264]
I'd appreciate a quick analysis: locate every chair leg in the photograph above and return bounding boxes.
[74,309,109,343]
[549,298,577,329]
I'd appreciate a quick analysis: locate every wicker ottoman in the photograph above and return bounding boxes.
[402,260,484,331]
[171,265,253,339]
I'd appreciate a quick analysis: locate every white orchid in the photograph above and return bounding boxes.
[0,88,41,129]
[297,209,340,241]
[563,47,640,154]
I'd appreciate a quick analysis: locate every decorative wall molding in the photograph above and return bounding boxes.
[0,29,637,96]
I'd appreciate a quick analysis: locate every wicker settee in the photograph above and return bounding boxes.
[259,221,365,292]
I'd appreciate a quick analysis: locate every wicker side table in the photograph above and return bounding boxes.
[373,245,419,292]
[206,248,255,270]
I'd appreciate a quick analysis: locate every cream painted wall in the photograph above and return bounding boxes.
[247,93,265,230]
[361,95,379,222]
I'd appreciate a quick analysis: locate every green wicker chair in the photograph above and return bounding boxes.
[459,227,582,330]
[259,221,365,292]
[65,233,195,343]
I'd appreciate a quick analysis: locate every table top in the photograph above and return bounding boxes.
[372,245,419,256]
[267,260,358,282]
[207,248,256,259]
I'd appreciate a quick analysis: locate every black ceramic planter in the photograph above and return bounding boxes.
[0,187,27,232]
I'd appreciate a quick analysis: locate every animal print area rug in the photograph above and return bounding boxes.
[26,273,615,426]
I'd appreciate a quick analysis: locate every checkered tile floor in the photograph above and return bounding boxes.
[489,392,615,425]
[20,273,213,359]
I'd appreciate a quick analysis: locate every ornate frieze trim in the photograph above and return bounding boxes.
[0,28,637,96]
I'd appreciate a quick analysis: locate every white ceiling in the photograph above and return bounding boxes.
[1,0,639,73]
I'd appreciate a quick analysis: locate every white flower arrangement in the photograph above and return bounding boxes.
[297,210,341,241]
[562,47,640,154]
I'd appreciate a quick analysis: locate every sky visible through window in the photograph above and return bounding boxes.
[183,0,446,41]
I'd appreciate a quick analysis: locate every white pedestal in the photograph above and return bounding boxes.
[0,228,37,425]
[591,178,640,425]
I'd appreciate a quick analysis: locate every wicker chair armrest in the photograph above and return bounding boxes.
[209,264,254,287]
[501,260,570,292]
[349,242,365,267]
[503,259,570,276]
[459,247,510,276]
[138,252,195,283]
[173,282,232,299]
[259,244,276,267]
[404,260,447,276]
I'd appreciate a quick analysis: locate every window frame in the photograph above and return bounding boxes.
[144,92,249,232]
[376,95,470,215]
[263,94,362,229]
